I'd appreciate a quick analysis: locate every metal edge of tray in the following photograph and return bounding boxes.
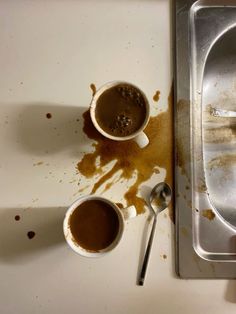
[175,0,236,278]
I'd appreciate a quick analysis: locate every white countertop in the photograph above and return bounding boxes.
[0,1,236,313]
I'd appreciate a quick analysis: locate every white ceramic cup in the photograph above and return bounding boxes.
[90,81,150,148]
[63,195,137,257]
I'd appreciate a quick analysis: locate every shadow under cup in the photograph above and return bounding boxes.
[63,196,124,257]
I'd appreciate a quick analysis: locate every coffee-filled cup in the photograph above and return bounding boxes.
[63,195,137,257]
[90,81,150,148]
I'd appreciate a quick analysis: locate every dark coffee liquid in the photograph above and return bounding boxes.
[69,200,120,251]
[95,84,147,137]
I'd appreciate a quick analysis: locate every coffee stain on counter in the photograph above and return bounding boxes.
[180,226,188,237]
[208,154,236,171]
[90,84,97,96]
[46,113,52,119]
[202,209,215,221]
[116,203,124,209]
[153,90,160,102]
[33,161,44,166]
[197,179,207,193]
[176,99,190,176]
[193,254,202,273]
[14,215,20,221]
[203,104,236,144]
[27,231,36,239]
[204,126,236,144]
[77,87,173,217]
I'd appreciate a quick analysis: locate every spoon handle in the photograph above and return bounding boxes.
[138,215,157,286]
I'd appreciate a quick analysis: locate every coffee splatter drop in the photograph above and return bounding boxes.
[14,215,20,221]
[204,126,236,144]
[33,161,44,166]
[193,254,202,272]
[77,87,173,218]
[162,254,167,259]
[27,231,35,239]
[153,90,160,102]
[90,83,97,96]
[210,263,215,273]
[202,209,215,221]
[176,100,190,176]
[46,113,52,119]
[208,154,236,171]
[180,226,188,237]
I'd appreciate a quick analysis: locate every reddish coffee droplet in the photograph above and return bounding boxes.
[46,113,52,119]
[27,231,35,239]
[14,215,20,221]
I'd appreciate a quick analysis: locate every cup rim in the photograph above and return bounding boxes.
[63,195,124,258]
[90,81,150,141]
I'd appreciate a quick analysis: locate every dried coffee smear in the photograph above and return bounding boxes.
[77,88,173,218]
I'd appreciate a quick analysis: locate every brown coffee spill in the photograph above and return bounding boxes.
[210,263,215,273]
[153,90,160,102]
[95,84,147,137]
[90,84,96,96]
[208,154,236,170]
[176,99,190,176]
[193,254,202,273]
[204,104,236,124]
[27,231,35,239]
[14,215,20,221]
[187,200,192,208]
[116,203,124,209]
[33,161,44,166]
[202,209,215,221]
[180,226,188,237]
[46,113,52,119]
[77,87,173,217]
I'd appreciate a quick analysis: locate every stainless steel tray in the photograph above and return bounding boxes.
[175,0,236,278]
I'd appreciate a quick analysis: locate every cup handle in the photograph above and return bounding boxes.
[134,131,149,148]
[122,205,137,220]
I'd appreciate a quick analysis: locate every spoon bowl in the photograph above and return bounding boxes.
[149,182,172,214]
